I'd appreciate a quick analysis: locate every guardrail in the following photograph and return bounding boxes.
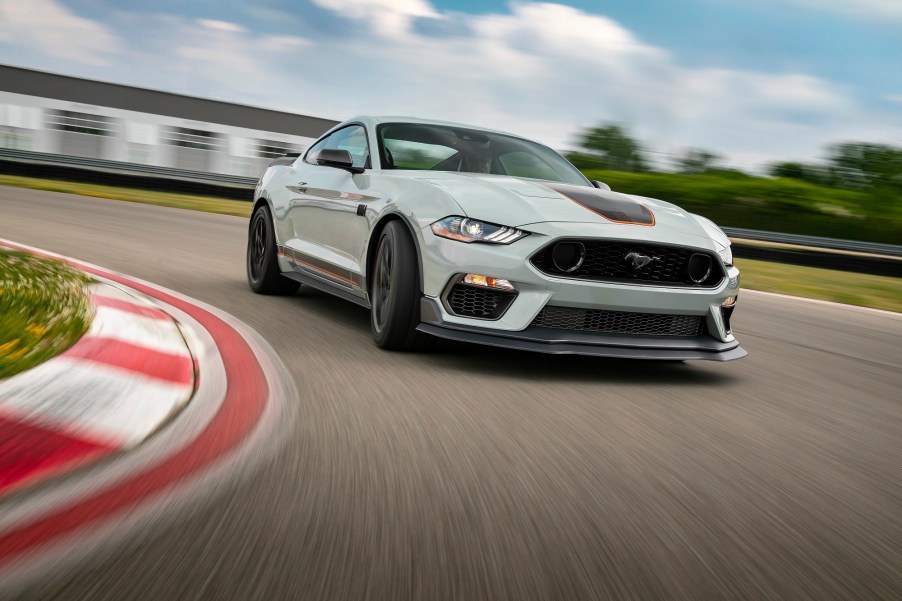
[0,148,256,200]
[0,148,258,187]
[722,227,901,257]
[1,148,899,276]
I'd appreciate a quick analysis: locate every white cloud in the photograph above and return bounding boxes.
[311,0,441,37]
[0,0,119,66]
[4,1,897,169]
[278,0,895,167]
[197,19,246,33]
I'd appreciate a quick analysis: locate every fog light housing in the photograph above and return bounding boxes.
[721,295,737,334]
[463,273,515,291]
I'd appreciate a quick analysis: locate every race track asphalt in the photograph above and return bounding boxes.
[2,185,900,600]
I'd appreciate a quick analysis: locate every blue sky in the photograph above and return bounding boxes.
[436,0,901,89]
[1,0,900,169]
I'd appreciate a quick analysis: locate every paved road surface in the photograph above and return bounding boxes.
[2,186,900,600]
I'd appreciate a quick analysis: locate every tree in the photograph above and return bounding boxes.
[767,161,826,185]
[676,149,722,174]
[566,123,649,172]
[825,142,902,192]
[769,161,808,179]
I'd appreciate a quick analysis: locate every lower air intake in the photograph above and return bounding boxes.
[532,306,707,337]
[446,284,516,320]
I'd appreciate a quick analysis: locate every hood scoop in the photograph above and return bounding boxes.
[543,183,655,226]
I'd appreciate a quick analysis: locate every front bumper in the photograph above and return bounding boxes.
[419,298,746,361]
[419,221,745,360]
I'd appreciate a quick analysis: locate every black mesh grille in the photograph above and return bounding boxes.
[532,306,708,337]
[446,284,516,319]
[531,240,724,287]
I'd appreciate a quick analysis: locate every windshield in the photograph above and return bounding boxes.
[377,123,590,186]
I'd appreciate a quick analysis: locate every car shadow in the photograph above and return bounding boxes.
[286,287,740,387]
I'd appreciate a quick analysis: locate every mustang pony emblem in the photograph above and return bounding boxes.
[624,252,659,270]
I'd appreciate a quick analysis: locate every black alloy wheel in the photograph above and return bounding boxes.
[372,234,393,335]
[249,215,266,281]
[370,221,433,351]
[246,204,300,295]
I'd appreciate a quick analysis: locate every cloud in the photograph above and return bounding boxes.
[197,19,246,33]
[3,0,897,169]
[0,0,119,66]
[311,0,441,37]
[282,0,894,167]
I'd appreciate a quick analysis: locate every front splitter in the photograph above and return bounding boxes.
[417,322,747,361]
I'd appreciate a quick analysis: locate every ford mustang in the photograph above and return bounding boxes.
[247,116,745,361]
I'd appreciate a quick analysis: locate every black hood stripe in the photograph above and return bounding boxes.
[543,183,655,226]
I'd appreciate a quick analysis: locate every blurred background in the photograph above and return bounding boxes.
[0,0,900,245]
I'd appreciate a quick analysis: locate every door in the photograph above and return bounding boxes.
[284,124,376,292]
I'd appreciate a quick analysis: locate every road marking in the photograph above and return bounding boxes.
[0,238,277,573]
[93,294,171,321]
[0,359,190,446]
[0,415,116,496]
[86,304,191,356]
[63,338,193,386]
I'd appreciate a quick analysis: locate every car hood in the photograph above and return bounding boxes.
[408,172,712,239]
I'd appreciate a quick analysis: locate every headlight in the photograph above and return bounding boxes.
[430,216,528,244]
[716,243,733,266]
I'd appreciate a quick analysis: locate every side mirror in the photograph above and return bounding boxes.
[316,148,364,174]
[591,180,611,191]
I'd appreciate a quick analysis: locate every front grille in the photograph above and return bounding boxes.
[446,284,516,320]
[532,306,708,337]
[531,240,724,287]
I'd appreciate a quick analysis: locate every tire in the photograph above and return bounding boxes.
[247,204,300,295]
[370,221,433,351]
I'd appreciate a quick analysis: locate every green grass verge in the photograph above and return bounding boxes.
[582,169,902,245]
[0,174,251,218]
[736,258,902,313]
[0,250,94,379]
[1,175,898,313]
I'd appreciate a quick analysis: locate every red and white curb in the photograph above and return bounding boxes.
[0,239,296,590]
[0,282,195,497]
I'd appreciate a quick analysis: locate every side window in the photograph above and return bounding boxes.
[305,136,329,163]
[306,125,369,169]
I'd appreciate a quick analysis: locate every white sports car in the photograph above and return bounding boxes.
[247,116,745,361]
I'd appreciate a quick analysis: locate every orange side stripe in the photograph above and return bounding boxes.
[278,250,359,287]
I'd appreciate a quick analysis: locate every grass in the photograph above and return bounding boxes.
[735,258,902,313]
[0,174,252,218]
[0,175,898,313]
[582,169,902,245]
[0,250,94,379]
